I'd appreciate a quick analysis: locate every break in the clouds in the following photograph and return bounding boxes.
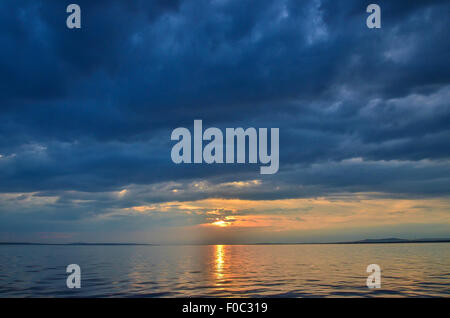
[0,0,449,243]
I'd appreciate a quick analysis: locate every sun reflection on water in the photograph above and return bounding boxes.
[215,245,225,281]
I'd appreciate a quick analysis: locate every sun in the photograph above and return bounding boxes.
[211,220,229,227]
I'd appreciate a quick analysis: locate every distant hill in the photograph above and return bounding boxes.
[337,238,450,244]
[352,238,409,243]
[251,238,450,245]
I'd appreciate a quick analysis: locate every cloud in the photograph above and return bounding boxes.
[0,0,449,241]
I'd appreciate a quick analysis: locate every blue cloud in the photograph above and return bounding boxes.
[0,0,449,237]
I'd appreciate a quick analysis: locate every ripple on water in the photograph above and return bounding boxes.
[0,244,449,297]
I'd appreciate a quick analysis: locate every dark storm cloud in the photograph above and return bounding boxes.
[0,0,449,204]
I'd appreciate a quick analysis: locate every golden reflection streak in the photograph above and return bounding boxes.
[215,245,225,281]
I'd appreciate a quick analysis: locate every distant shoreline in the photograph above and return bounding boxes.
[0,242,156,246]
[1,238,449,246]
[254,239,450,245]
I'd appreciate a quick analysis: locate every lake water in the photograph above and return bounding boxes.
[0,243,449,297]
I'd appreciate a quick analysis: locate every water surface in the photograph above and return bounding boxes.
[0,243,449,297]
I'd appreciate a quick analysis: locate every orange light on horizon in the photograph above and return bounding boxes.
[212,220,229,227]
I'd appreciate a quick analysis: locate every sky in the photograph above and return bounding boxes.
[0,0,449,244]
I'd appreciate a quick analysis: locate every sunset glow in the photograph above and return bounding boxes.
[0,0,448,248]
[212,220,229,227]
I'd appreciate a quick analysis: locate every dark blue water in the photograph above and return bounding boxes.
[0,243,449,297]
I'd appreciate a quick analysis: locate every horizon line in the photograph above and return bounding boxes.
[1,237,450,246]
